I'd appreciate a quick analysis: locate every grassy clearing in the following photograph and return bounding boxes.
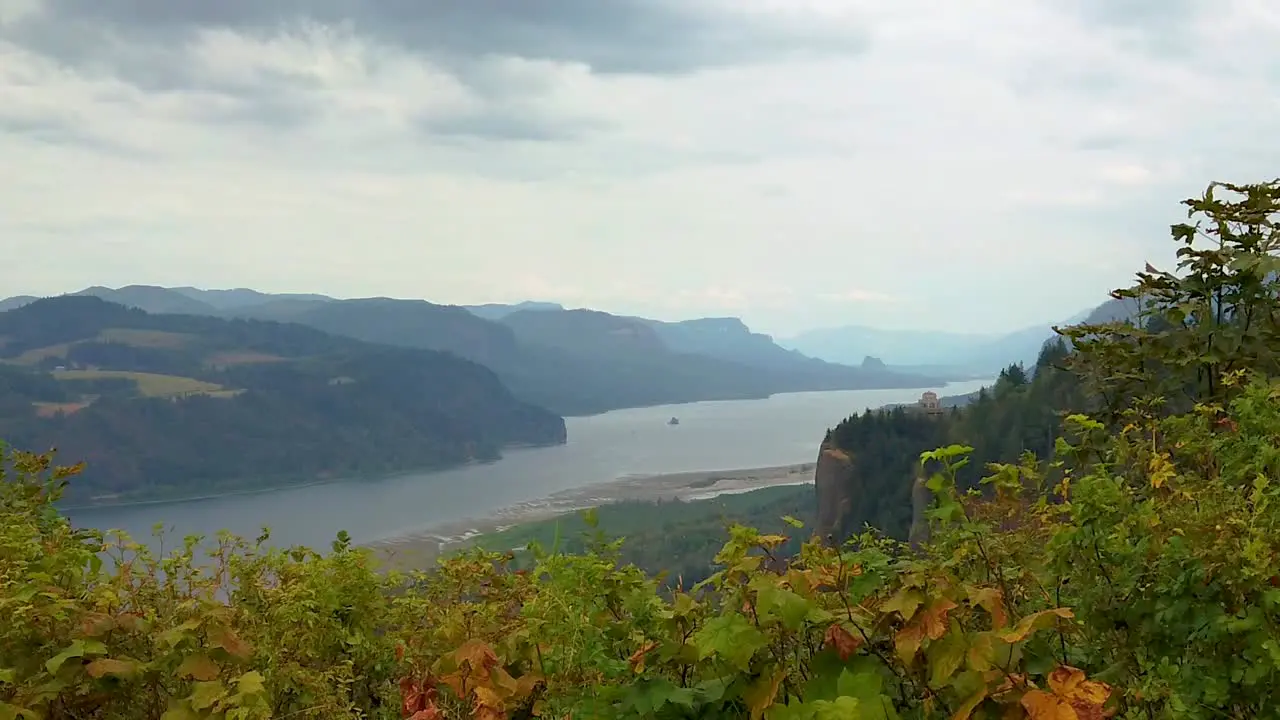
[53,370,225,398]
[205,351,287,367]
[11,343,75,365]
[97,328,192,348]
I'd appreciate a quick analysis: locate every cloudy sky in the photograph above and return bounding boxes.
[1,0,1276,335]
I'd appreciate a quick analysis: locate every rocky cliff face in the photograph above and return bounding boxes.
[814,439,931,545]
[814,441,856,541]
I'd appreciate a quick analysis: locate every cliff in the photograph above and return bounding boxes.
[813,442,856,541]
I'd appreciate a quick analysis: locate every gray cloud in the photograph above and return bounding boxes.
[2,0,869,146]
[421,111,606,143]
[12,0,868,76]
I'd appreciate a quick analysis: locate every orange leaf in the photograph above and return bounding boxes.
[895,620,926,664]
[209,626,253,660]
[454,639,500,674]
[629,641,659,674]
[400,675,439,716]
[474,685,505,720]
[1048,666,1111,720]
[407,704,443,720]
[1021,689,1077,720]
[921,598,959,640]
[823,624,863,661]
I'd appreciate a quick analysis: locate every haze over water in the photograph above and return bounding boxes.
[67,381,991,551]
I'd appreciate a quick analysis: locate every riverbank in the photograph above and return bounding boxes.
[364,462,815,571]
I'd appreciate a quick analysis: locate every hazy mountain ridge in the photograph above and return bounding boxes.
[782,301,1127,373]
[0,296,565,503]
[1,286,947,415]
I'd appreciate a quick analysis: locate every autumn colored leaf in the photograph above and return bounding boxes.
[921,597,959,640]
[757,534,790,548]
[1021,689,1077,720]
[999,608,1074,643]
[1048,666,1111,719]
[400,676,439,716]
[473,685,505,720]
[629,640,659,674]
[79,613,116,638]
[895,620,926,664]
[744,671,786,720]
[881,587,925,621]
[1148,452,1176,489]
[208,626,252,661]
[454,639,500,675]
[967,586,1008,629]
[823,623,863,661]
[407,707,443,720]
[85,658,139,679]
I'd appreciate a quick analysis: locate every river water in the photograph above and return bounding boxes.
[65,380,991,552]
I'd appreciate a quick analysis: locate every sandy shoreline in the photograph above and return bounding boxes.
[364,462,815,570]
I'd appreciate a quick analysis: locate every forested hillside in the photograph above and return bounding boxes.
[820,340,1081,540]
[0,297,565,503]
[5,180,1280,718]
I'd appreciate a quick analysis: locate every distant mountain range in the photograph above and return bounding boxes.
[0,286,951,416]
[781,299,1139,373]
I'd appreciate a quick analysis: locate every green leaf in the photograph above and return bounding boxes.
[926,631,966,688]
[45,640,86,674]
[177,654,220,682]
[753,581,818,631]
[692,614,768,671]
[781,515,805,529]
[188,680,225,711]
[880,588,924,621]
[234,671,265,696]
[0,702,41,720]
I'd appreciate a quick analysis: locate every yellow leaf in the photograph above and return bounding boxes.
[757,534,789,549]
[1148,452,1176,489]
[744,671,785,720]
[967,587,1008,629]
[881,588,925,621]
[998,608,1074,643]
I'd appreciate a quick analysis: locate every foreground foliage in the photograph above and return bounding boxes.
[4,180,1280,718]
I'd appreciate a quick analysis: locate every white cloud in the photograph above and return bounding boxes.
[1,0,1277,334]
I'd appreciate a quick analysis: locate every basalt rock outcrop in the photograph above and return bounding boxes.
[814,441,857,542]
[814,438,932,546]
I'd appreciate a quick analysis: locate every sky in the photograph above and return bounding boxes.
[1,0,1277,336]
